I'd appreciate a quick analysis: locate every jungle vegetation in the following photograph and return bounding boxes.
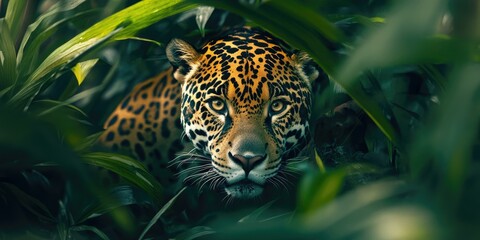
[0,0,479,239]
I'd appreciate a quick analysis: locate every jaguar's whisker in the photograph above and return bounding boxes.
[175,164,210,177]
[197,170,216,192]
[275,174,294,189]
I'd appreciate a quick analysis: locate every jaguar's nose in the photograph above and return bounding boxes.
[229,152,266,175]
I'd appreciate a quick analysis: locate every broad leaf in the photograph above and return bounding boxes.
[82,152,165,204]
[297,169,346,215]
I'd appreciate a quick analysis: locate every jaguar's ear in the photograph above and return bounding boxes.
[166,39,200,83]
[293,51,319,84]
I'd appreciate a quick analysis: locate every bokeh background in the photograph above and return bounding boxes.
[1,0,479,239]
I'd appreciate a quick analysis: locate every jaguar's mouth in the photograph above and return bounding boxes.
[224,179,264,199]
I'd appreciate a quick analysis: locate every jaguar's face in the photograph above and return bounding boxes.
[167,28,317,199]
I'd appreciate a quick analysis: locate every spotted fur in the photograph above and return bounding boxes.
[101,27,318,199]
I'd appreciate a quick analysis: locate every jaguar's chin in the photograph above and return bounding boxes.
[224,180,264,199]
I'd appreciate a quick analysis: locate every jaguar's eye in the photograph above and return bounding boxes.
[208,97,226,113]
[270,99,287,114]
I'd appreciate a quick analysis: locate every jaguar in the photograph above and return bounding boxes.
[100,27,318,199]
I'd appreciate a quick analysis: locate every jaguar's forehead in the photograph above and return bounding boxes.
[200,28,291,55]
[189,29,305,111]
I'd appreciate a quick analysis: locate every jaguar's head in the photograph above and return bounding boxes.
[167,28,318,199]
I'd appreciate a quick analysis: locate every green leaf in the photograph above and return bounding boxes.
[10,24,122,109]
[314,149,326,173]
[71,59,99,85]
[121,36,162,46]
[298,169,346,215]
[15,0,88,73]
[365,71,403,143]
[419,64,447,91]
[70,225,111,240]
[82,152,165,204]
[74,132,104,152]
[175,226,216,240]
[17,8,96,81]
[34,85,102,117]
[27,99,92,147]
[4,0,28,42]
[9,0,196,108]
[0,182,55,223]
[76,186,137,224]
[0,19,17,89]
[267,0,345,43]
[409,63,480,206]
[238,200,276,223]
[138,187,187,240]
[332,0,451,146]
[301,180,411,228]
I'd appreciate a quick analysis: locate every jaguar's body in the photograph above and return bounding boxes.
[101,27,318,199]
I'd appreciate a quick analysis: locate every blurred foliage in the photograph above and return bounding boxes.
[0,0,479,239]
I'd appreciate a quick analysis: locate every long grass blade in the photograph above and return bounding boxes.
[0,19,17,89]
[138,187,187,240]
[70,225,111,240]
[4,0,28,42]
[76,186,137,224]
[9,0,196,108]
[16,8,97,80]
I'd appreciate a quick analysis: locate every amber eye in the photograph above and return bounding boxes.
[208,97,226,113]
[270,99,287,114]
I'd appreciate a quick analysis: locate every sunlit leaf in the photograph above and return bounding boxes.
[17,8,96,80]
[16,0,87,67]
[301,180,412,229]
[314,149,326,173]
[4,0,28,41]
[122,36,162,46]
[72,59,99,85]
[0,19,17,89]
[298,169,346,215]
[9,0,196,108]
